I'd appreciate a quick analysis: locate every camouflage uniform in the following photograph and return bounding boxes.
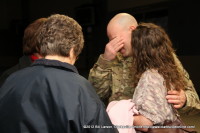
[89,53,200,115]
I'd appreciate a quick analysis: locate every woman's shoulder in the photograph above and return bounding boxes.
[142,69,163,81]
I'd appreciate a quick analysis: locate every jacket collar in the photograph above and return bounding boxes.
[32,59,78,74]
[116,53,133,62]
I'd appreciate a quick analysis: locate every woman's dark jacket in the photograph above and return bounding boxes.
[0,59,117,133]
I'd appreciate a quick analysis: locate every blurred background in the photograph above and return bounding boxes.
[0,0,199,130]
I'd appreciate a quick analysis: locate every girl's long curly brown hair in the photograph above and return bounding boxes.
[132,22,186,91]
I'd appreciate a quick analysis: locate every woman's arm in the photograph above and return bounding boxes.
[133,115,153,132]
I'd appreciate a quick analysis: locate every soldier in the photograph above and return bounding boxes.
[89,13,200,115]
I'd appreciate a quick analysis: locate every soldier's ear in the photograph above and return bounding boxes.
[130,26,136,30]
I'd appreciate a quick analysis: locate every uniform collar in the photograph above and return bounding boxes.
[116,53,133,62]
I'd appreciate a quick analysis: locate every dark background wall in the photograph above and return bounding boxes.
[0,0,199,95]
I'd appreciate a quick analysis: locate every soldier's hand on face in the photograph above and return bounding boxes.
[166,89,187,109]
[103,36,124,61]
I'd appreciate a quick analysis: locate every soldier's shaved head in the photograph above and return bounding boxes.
[107,13,138,32]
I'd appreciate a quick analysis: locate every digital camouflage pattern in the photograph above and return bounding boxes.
[89,53,200,115]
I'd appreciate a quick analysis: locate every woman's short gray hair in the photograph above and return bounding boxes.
[37,14,84,57]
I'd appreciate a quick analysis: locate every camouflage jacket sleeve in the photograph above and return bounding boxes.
[88,55,113,103]
[173,54,200,115]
